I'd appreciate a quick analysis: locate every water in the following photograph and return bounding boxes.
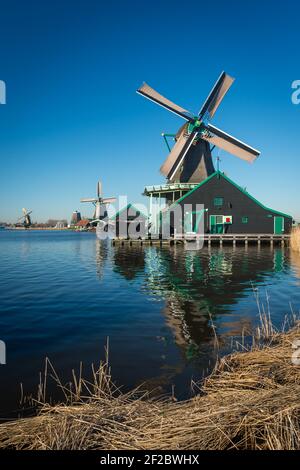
[0,230,300,417]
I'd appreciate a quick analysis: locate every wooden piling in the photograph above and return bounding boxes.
[111,234,291,248]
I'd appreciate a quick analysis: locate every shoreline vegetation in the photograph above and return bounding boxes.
[0,317,299,450]
[291,226,300,253]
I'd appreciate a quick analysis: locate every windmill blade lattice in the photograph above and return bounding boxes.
[137,72,260,183]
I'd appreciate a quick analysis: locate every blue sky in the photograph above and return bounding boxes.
[0,0,299,223]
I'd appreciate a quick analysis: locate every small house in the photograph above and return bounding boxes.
[109,204,147,239]
[164,171,292,235]
[74,219,91,230]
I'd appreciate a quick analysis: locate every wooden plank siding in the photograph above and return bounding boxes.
[166,172,292,235]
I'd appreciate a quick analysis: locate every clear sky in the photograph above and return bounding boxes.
[0,0,299,223]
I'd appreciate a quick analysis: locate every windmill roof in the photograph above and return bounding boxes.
[76,219,90,226]
[167,171,292,219]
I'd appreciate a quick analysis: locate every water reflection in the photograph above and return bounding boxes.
[113,245,145,281]
[95,239,109,279]
[1,232,300,414]
[290,249,300,283]
[109,244,291,361]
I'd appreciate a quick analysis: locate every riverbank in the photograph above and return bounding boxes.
[4,227,69,231]
[4,227,95,232]
[291,226,300,253]
[0,322,299,450]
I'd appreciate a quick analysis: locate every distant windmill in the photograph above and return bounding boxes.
[81,180,116,224]
[17,208,32,228]
[137,72,260,183]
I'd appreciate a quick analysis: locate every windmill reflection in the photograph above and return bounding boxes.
[111,245,287,361]
[113,245,145,281]
[91,243,293,395]
[95,239,110,279]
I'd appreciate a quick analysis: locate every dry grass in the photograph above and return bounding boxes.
[0,324,300,450]
[291,226,300,253]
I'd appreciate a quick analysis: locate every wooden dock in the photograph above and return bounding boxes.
[112,234,290,247]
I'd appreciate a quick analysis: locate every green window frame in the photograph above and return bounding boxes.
[242,216,248,224]
[214,197,224,207]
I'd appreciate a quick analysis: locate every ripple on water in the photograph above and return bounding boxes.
[0,231,300,414]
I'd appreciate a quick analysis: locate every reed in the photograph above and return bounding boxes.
[0,318,299,450]
[291,226,300,253]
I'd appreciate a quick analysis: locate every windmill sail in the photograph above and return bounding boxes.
[160,130,193,177]
[102,197,116,204]
[81,180,116,224]
[137,72,260,184]
[97,181,102,198]
[80,197,98,203]
[165,132,198,181]
[160,123,215,182]
[170,139,215,183]
[17,208,32,226]
[202,124,260,162]
[137,83,194,121]
[199,71,234,119]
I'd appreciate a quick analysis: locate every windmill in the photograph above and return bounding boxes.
[17,208,32,228]
[81,180,116,224]
[137,72,260,184]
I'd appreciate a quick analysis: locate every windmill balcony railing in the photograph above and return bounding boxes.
[144,182,197,194]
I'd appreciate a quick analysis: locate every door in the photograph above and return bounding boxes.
[274,216,284,234]
[210,215,224,234]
